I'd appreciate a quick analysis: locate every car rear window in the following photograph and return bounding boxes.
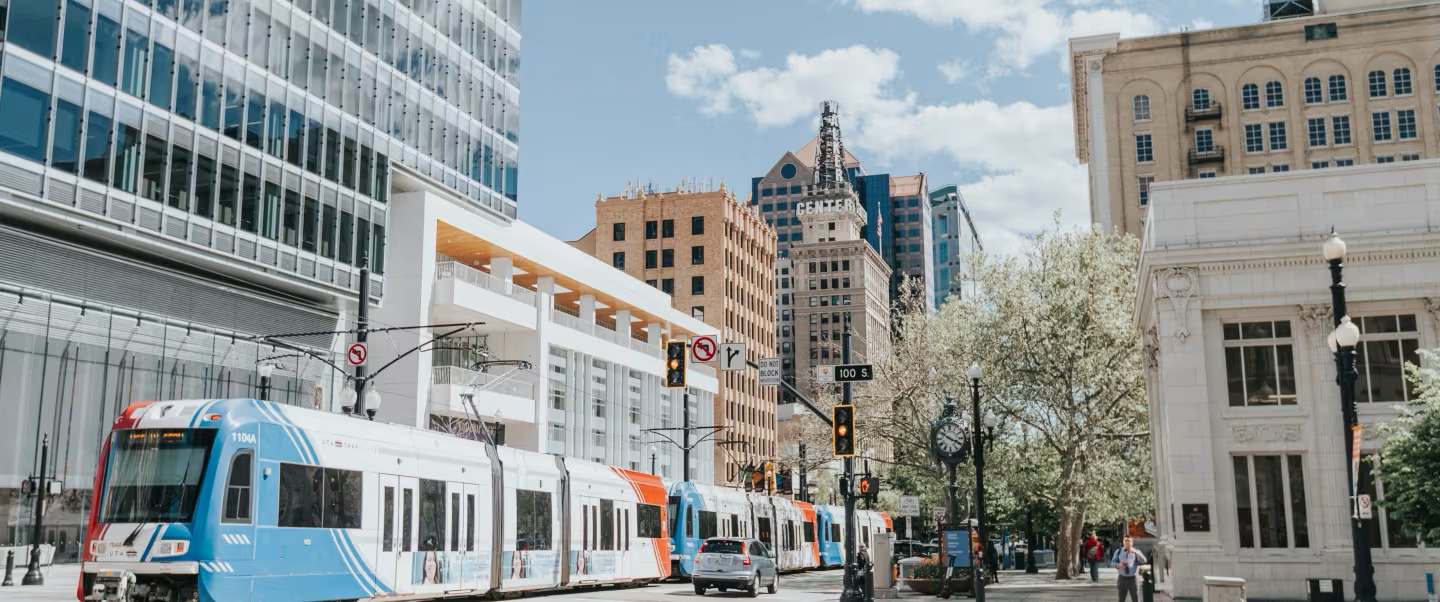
[700,539,745,555]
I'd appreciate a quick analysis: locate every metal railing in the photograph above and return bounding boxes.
[434,257,537,306]
[431,365,537,399]
[1184,102,1223,122]
[1187,146,1226,164]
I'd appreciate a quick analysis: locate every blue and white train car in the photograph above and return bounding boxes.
[81,399,670,601]
[666,481,753,577]
[814,505,893,568]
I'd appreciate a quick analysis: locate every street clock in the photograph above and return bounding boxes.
[929,397,970,465]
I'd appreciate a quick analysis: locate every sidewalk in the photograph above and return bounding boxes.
[896,567,1125,601]
[0,563,79,601]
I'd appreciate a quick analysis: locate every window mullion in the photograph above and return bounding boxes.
[1280,454,1294,549]
[1249,456,1261,547]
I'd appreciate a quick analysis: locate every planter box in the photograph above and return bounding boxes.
[904,577,971,595]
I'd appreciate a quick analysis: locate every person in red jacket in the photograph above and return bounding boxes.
[1082,531,1103,582]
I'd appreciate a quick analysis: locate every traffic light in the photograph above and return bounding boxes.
[832,404,855,456]
[665,341,687,388]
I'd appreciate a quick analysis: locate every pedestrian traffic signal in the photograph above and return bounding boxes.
[665,341,686,388]
[833,404,855,456]
[859,476,880,503]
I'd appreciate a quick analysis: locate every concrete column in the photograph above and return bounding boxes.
[533,275,556,454]
[614,310,632,337]
[648,322,663,345]
[578,294,597,323]
[490,256,514,285]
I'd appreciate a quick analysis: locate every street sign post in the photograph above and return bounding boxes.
[720,343,745,371]
[691,335,717,363]
[1358,494,1373,520]
[899,495,920,517]
[757,357,782,386]
[346,343,368,367]
[932,507,947,523]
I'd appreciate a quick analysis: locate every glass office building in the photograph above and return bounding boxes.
[0,0,520,562]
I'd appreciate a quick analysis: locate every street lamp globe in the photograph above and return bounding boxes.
[1327,330,1339,353]
[1323,230,1347,261]
[984,413,999,428]
[340,382,357,408]
[650,445,658,455]
[1335,316,1361,348]
[967,362,982,380]
[365,389,383,412]
[257,362,276,379]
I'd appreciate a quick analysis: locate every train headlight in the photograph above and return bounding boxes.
[90,541,108,555]
[153,540,189,557]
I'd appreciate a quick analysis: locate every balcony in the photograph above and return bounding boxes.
[1188,146,1226,165]
[1185,102,1223,122]
[430,365,537,422]
[436,257,537,306]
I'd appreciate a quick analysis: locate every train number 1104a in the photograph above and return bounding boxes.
[232,432,257,444]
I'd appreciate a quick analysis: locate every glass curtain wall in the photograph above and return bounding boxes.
[0,290,333,561]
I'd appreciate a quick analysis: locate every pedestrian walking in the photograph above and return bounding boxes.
[1082,531,1102,582]
[1111,536,1148,602]
[986,541,1001,584]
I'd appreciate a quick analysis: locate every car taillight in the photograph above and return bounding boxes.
[743,556,751,566]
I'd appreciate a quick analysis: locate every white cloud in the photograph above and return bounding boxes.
[665,44,1089,256]
[843,0,1162,73]
[937,58,970,84]
[739,49,763,60]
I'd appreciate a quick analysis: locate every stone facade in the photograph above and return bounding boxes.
[587,187,779,486]
[1138,160,1440,600]
[1071,1,1440,235]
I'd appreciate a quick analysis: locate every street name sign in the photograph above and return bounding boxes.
[757,357,782,386]
[834,364,873,382]
[720,343,745,371]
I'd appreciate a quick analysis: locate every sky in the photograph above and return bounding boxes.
[517,0,1257,256]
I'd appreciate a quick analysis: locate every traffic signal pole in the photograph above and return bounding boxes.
[839,313,863,602]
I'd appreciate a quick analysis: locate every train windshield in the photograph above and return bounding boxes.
[667,495,680,538]
[100,429,217,524]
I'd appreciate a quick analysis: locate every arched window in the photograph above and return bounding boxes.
[1265,80,1284,107]
[1369,70,1387,98]
[1192,88,1211,110]
[1242,83,1260,110]
[1132,95,1151,121]
[222,449,254,523]
[1393,67,1413,95]
[1329,75,1348,102]
[1303,77,1322,104]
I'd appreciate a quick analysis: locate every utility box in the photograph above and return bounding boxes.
[1307,578,1344,602]
[874,531,898,599]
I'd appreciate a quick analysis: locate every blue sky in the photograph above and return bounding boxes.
[518,0,1255,254]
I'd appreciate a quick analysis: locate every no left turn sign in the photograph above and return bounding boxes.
[347,342,368,366]
[691,335,717,363]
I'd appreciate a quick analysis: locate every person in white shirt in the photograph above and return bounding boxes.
[1111,536,1148,602]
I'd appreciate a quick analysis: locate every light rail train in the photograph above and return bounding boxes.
[79,398,887,601]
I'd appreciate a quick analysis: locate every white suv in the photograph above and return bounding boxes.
[691,537,779,597]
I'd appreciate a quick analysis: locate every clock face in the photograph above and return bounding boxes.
[935,422,967,457]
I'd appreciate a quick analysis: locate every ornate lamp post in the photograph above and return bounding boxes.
[650,445,659,475]
[931,394,968,599]
[967,362,996,602]
[1323,231,1377,602]
[257,361,276,400]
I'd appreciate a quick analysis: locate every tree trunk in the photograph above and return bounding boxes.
[1054,505,1082,579]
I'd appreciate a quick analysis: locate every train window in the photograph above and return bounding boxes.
[862,530,870,548]
[730,515,738,538]
[582,505,589,550]
[699,511,717,540]
[600,500,614,551]
[277,464,322,528]
[383,487,395,551]
[638,504,662,538]
[450,492,460,551]
[624,508,631,551]
[222,450,253,523]
[667,496,679,539]
[515,489,553,551]
[757,517,771,544]
[591,506,598,550]
[322,468,362,529]
[418,479,446,551]
[805,521,816,543]
[402,489,413,551]
[830,524,840,542]
[687,509,695,539]
[466,494,476,552]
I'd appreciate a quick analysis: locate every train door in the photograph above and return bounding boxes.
[460,483,483,591]
[574,495,596,581]
[446,482,465,590]
[376,474,400,588]
[396,476,419,587]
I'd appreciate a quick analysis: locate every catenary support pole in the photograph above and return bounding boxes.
[840,313,863,602]
[21,435,47,586]
[352,257,372,417]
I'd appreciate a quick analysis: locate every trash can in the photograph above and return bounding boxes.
[1307,579,1344,602]
[1141,569,1155,602]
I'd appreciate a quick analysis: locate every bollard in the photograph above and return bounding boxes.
[2,550,13,586]
[1142,569,1155,602]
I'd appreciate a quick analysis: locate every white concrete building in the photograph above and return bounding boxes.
[1140,160,1440,599]
[368,168,721,483]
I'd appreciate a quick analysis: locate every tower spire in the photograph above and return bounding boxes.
[814,101,848,193]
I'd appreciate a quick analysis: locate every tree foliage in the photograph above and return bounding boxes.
[798,219,1152,579]
[1376,350,1440,543]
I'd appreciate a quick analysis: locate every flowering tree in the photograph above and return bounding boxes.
[839,220,1150,579]
[1376,351,1440,543]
